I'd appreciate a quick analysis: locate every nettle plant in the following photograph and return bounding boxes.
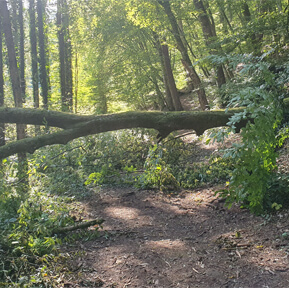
[214,54,289,214]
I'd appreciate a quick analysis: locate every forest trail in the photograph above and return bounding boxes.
[63,186,289,288]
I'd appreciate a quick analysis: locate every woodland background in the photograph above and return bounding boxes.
[1,0,289,286]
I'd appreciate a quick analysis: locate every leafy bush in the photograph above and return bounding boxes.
[213,54,289,214]
[0,156,93,286]
[82,130,235,191]
[0,189,74,284]
[265,173,289,211]
[136,144,180,191]
[176,156,234,189]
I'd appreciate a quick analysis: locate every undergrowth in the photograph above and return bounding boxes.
[2,54,289,284]
[210,54,289,214]
[0,128,235,286]
[1,120,289,285]
[0,157,101,286]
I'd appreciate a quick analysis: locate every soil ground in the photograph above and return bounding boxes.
[61,138,289,288]
[64,187,289,288]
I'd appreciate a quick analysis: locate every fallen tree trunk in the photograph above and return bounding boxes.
[0,107,95,129]
[0,107,248,159]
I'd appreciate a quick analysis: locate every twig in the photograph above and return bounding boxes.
[40,145,85,169]
[47,145,85,161]
[192,268,200,274]
[163,131,196,143]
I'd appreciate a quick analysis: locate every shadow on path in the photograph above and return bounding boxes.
[67,187,289,288]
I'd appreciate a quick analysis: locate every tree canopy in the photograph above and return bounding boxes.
[1,0,289,153]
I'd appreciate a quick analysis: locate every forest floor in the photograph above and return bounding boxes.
[61,137,289,288]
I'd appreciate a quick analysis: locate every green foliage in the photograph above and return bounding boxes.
[266,173,289,210]
[82,130,151,186]
[176,156,234,189]
[214,55,289,214]
[0,155,99,286]
[80,130,235,191]
[136,144,180,191]
[0,159,23,217]
[3,0,289,285]
[0,190,71,283]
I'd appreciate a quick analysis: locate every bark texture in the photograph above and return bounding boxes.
[29,0,39,109]
[57,0,73,112]
[37,0,49,109]
[0,0,23,108]
[0,0,26,142]
[0,16,4,146]
[157,0,209,110]
[193,0,226,89]
[19,0,26,100]
[153,33,174,111]
[0,0,27,179]
[0,107,249,159]
[161,43,183,111]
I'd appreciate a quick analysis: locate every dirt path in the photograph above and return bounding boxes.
[63,187,289,288]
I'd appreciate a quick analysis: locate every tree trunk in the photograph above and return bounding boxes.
[0,1,23,107]
[0,0,27,184]
[242,1,263,54]
[37,0,49,109]
[157,0,209,110]
[193,0,226,89]
[57,0,67,110]
[0,16,5,147]
[63,0,73,111]
[163,73,175,111]
[10,0,20,55]
[19,0,26,101]
[29,0,40,134]
[0,107,251,159]
[57,0,73,112]
[29,0,39,109]
[161,44,183,111]
[153,33,175,111]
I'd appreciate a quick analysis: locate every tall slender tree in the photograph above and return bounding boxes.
[9,0,26,101]
[19,0,25,99]
[242,1,263,54]
[29,0,39,109]
[157,0,209,110]
[0,0,23,107]
[161,43,183,111]
[154,34,174,111]
[0,16,5,147]
[193,0,226,89]
[57,0,73,112]
[37,0,49,109]
[0,0,27,184]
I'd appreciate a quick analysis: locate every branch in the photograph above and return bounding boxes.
[0,107,95,129]
[0,109,247,159]
[51,219,104,235]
